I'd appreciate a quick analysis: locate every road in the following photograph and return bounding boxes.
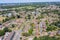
[12,21,25,40]
[12,26,23,40]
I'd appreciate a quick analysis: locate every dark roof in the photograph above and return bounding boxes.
[6,31,15,40]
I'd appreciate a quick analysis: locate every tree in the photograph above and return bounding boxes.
[30,23,35,27]
[0,22,2,25]
[0,30,5,36]
[17,15,20,18]
[51,21,60,28]
[3,18,10,23]
[45,20,48,25]
[3,27,12,32]
[33,36,60,40]
[46,25,57,31]
[27,14,31,19]
[33,37,38,40]
[12,24,15,28]
[28,27,33,35]
[0,27,12,36]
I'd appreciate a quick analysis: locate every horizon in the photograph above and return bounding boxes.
[0,1,60,4]
[0,0,60,3]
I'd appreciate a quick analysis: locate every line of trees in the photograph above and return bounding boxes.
[33,36,60,40]
[0,27,12,36]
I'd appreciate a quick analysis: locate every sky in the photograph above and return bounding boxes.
[0,0,60,3]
